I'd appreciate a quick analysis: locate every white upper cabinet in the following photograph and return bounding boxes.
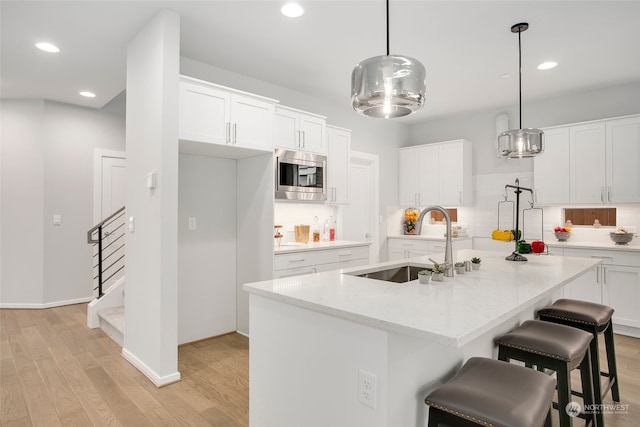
[178,76,276,152]
[606,115,640,203]
[274,105,326,154]
[398,139,472,207]
[326,125,351,204]
[570,122,606,204]
[398,147,421,206]
[533,127,570,205]
[230,94,275,151]
[179,80,231,145]
[535,114,640,205]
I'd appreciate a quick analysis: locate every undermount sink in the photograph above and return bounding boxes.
[352,265,426,283]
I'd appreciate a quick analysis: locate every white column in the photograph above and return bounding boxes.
[122,9,180,386]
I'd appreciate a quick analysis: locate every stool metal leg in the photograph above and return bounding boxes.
[604,323,620,402]
[556,364,572,427]
[579,348,598,427]
[588,332,604,426]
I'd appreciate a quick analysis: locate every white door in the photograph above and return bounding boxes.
[93,150,126,293]
[341,152,379,263]
[101,156,126,218]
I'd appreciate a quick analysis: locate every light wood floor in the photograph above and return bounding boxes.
[1,303,639,426]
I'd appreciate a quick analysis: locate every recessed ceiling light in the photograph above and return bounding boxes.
[80,91,96,98]
[35,42,60,53]
[537,61,558,70]
[281,3,304,18]
[501,73,511,79]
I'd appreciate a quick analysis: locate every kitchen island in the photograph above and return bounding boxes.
[244,249,601,427]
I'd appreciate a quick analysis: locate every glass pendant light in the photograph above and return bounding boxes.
[497,23,544,158]
[351,0,426,119]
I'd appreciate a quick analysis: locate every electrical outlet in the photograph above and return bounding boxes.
[358,369,377,409]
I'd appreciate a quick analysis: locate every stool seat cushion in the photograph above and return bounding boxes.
[495,320,592,362]
[537,299,614,327]
[425,357,555,427]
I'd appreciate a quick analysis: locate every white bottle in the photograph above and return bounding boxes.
[322,219,330,241]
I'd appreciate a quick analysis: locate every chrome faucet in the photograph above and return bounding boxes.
[414,206,454,277]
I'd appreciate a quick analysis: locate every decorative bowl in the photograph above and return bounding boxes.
[554,231,571,242]
[610,232,634,245]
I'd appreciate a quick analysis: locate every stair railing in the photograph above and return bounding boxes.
[87,206,126,298]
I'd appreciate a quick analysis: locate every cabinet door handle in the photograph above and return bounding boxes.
[301,131,305,147]
[590,256,613,260]
[602,266,607,285]
[338,252,353,257]
[233,123,237,144]
[607,186,611,203]
[601,187,604,202]
[226,122,231,144]
[289,258,305,263]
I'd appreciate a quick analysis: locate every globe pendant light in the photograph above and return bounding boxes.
[351,0,426,119]
[497,23,544,158]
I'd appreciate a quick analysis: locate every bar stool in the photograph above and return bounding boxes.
[425,357,555,427]
[495,320,597,427]
[538,299,620,427]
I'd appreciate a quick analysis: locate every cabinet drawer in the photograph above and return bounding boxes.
[274,251,331,270]
[274,246,369,271]
[388,239,431,252]
[323,246,369,264]
[563,248,640,267]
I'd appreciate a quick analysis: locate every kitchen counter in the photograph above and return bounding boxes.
[248,249,600,347]
[387,234,473,242]
[274,239,370,254]
[546,239,640,252]
[244,249,601,427]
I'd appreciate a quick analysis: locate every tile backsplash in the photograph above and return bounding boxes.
[387,171,639,246]
[274,203,338,243]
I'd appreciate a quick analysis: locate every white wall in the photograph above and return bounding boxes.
[407,81,640,240]
[0,99,125,307]
[178,154,237,344]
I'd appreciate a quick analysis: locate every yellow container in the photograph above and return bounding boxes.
[294,225,310,243]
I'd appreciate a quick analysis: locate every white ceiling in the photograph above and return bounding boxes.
[2,1,640,123]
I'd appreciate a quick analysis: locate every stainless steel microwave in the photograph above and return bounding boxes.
[275,149,327,201]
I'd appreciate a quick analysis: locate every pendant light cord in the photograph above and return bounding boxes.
[518,27,522,129]
[386,0,390,56]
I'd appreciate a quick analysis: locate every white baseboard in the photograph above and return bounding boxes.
[0,296,93,309]
[614,323,640,339]
[121,347,181,387]
[236,329,249,338]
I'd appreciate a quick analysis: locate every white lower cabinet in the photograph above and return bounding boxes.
[602,265,640,329]
[387,237,472,261]
[562,248,640,334]
[274,245,369,278]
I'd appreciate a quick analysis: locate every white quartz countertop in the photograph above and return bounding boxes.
[244,249,601,347]
[546,240,640,252]
[387,235,473,242]
[274,240,370,254]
